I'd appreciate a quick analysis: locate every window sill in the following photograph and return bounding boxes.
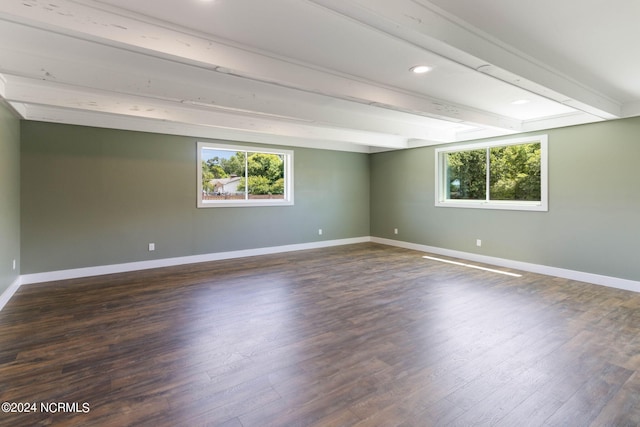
[198,199,294,208]
[435,200,547,212]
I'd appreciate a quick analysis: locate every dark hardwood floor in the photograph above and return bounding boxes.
[1,243,640,426]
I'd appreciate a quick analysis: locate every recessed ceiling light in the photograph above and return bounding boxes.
[511,99,531,105]
[410,65,431,74]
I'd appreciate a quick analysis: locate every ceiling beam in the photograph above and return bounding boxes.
[306,0,622,119]
[4,75,410,149]
[0,29,471,144]
[0,0,522,132]
[13,102,379,153]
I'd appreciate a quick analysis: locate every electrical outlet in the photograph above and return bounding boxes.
[394,228,399,235]
[476,239,482,247]
[148,243,155,251]
[12,259,16,270]
[318,229,323,236]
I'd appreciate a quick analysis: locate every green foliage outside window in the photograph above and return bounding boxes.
[445,142,541,201]
[446,148,486,200]
[202,151,285,195]
[489,143,541,201]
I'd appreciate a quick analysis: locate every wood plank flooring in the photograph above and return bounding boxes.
[1,243,640,426]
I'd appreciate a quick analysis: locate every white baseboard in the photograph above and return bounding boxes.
[20,237,372,285]
[13,235,640,302]
[371,237,640,293]
[0,276,21,312]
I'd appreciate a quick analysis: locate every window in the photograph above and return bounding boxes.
[197,142,294,207]
[435,135,548,211]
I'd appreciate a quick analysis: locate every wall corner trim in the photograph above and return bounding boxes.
[20,237,372,286]
[0,277,22,312]
[371,237,640,293]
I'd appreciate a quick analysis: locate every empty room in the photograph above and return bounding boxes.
[1,0,640,426]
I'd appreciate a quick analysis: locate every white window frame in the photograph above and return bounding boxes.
[435,135,548,211]
[197,141,294,208]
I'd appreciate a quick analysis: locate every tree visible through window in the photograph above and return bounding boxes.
[436,135,547,211]
[489,143,541,201]
[197,142,293,207]
[446,148,486,200]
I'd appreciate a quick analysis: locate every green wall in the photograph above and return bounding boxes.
[371,117,640,281]
[20,122,370,274]
[0,102,20,292]
[17,116,640,282]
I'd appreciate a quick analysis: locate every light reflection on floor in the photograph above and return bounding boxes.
[422,255,523,278]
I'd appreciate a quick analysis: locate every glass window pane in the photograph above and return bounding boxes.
[201,148,246,200]
[198,142,293,208]
[489,143,541,201]
[243,152,286,200]
[445,149,487,200]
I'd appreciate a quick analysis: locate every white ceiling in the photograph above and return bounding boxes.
[0,0,637,152]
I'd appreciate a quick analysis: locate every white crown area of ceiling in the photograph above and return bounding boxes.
[0,0,636,152]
